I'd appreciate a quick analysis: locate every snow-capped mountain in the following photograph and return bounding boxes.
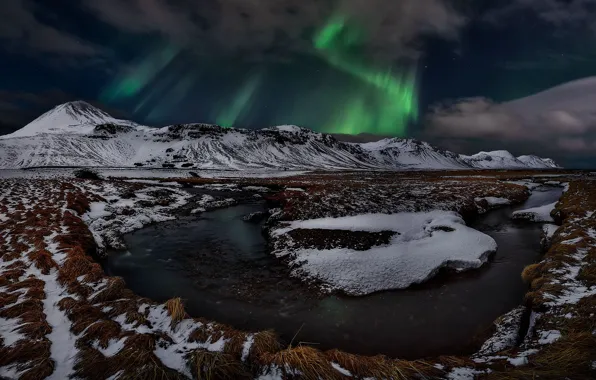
[517,155,558,169]
[461,151,527,169]
[360,138,469,169]
[459,151,559,169]
[0,101,142,139]
[0,102,559,170]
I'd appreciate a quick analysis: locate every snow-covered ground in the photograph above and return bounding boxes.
[0,167,308,180]
[475,196,511,207]
[272,211,497,295]
[511,201,557,222]
[1,173,593,379]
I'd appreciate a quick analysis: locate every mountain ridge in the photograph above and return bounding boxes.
[0,101,559,170]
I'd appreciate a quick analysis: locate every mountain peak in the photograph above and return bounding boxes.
[0,101,134,139]
[49,101,112,121]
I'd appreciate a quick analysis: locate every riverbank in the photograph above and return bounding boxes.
[0,170,594,379]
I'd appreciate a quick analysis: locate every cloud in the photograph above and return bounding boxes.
[485,0,596,31]
[426,98,526,139]
[0,1,102,56]
[426,77,596,153]
[557,137,590,151]
[82,0,467,61]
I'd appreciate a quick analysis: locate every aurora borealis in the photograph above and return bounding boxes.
[311,15,418,135]
[98,13,419,136]
[215,71,263,128]
[4,0,596,167]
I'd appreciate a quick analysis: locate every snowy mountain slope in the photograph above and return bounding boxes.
[0,101,143,139]
[0,102,559,170]
[360,138,469,169]
[459,150,559,169]
[517,155,559,169]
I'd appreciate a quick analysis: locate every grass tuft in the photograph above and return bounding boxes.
[261,346,342,380]
[165,297,186,328]
[248,330,281,363]
[91,277,127,303]
[521,263,543,283]
[326,349,440,379]
[186,349,250,380]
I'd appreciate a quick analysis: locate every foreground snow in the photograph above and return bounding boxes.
[511,201,558,222]
[273,211,497,295]
[475,196,511,207]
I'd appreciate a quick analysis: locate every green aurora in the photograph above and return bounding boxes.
[215,14,418,135]
[215,71,263,128]
[101,46,181,102]
[100,14,418,136]
[311,15,418,135]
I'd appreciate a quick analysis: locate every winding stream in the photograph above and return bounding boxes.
[104,186,563,359]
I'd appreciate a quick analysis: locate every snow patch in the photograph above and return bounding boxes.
[512,201,557,222]
[274,211,497,295]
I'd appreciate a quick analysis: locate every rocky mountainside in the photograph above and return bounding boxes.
[0,102,559,170]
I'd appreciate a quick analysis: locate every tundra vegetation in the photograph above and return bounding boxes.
[0,170,594,379]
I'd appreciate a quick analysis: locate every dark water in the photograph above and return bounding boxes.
[104,186,563,359]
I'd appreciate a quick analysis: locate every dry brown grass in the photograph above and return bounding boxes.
[7,277,44,291]
[72,348,113,380]
[0,340,51,366]
[3,175,594,379]
[487,332,596,379]
[261,346,343,380]
[56,296,78,313]
[66,191,91,215]
[60,300,108,335]
[5,260,29,271]
[27,249,57,274]
[91,277,127,303]
[18,356,55,380]
[124,310,149,327]
[165,297,186,328]
[325,349,441,379]
[247,330,281,363]
[58,255,94,284]
[0,291,20,306]
[189,325,211,343]
[223,331,249,359]
[82,262,106,283]
[104,334,185,380]
[78,320,123,349]
[186,349,250,380]
[578,260,596,284]
[0,299,43,319]
[521,263,543,283]
[17,320,52,340]
[1,268,25,281]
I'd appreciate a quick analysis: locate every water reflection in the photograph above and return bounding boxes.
[105,186,563,358]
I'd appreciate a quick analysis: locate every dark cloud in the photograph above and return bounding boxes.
[497,52,596,71]
[485,0,596,30]
[424,77,596,166]
[82,0,467,61]
[0,1,103,56]
[426,97,596,150]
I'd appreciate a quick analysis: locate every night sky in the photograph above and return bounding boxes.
[2,0,596,167]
